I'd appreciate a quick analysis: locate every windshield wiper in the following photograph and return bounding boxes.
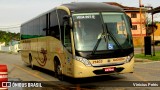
[103,22,123,50]
[91,36,102,55]
[91,27,123,55]
[91,32,106,55]
[107,29,123,50]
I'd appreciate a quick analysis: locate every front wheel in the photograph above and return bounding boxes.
[54,61,63,81]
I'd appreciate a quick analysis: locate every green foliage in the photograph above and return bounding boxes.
[135,51,160,61]
[0,30,20,46]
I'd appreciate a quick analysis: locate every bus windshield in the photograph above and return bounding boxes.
[73,12,133,52]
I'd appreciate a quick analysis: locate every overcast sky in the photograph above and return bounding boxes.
[0,0,159,33]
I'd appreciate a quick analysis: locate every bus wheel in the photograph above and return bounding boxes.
[55,61,63,81]
[29,55,34,70]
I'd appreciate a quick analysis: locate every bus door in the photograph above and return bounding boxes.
[62,19,73,76]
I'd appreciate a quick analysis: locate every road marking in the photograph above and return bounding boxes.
[34,71,40,75]
[12,64,49,81]
[132,73,147,81]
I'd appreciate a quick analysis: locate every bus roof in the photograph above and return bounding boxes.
[21,2,124,26]
[62,2,124,13]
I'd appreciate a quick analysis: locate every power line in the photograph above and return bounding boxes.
[0,26,20,29]
[0,25,20,29]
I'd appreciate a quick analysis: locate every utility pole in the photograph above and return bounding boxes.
[151,8,155,56]
[139,0,143,54]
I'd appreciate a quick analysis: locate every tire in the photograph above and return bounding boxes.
[54,60,63,81]
[29,55,34,70]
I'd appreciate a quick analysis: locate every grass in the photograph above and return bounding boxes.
[135,51,160,61]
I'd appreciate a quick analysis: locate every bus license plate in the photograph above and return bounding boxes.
[104,67,115,72]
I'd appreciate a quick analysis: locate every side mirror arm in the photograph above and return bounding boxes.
[127,15,132,28]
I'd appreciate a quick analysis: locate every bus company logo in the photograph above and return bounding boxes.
[107,60,111,62]
[35,48,47,66]
[113,58,125,61]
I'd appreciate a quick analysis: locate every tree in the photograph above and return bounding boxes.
[0,30,20,46]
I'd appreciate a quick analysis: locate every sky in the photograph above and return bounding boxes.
[0,0,159,33]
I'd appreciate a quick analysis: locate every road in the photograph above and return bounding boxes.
[0,53,160,90]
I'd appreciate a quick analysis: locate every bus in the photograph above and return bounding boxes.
[20,2,134,80]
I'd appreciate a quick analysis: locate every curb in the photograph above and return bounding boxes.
[135,58,152,62]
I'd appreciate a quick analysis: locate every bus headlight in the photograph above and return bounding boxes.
[75,56,92,66]
[125,53,134,63]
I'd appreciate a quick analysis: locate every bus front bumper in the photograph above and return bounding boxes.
[73,58,134,78]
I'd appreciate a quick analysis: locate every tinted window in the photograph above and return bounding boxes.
[40,15,47,36]
[49,11,60,39]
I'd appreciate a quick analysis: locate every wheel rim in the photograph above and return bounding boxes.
[57,65,62,75]
[56,63,63,80]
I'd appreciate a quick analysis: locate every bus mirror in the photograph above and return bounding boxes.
[63,15,72,29]
[63,15,71,21]
[127,15,132,28]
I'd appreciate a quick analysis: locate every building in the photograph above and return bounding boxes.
[9,40,20,53]
[0,42,10,52]
[0,42,5,51]
[104,2,147,46]
[0,40,20,53]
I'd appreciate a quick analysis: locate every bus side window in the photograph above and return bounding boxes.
[63,21,72,52]
[49,25,60,39]
[49,11,60,39]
